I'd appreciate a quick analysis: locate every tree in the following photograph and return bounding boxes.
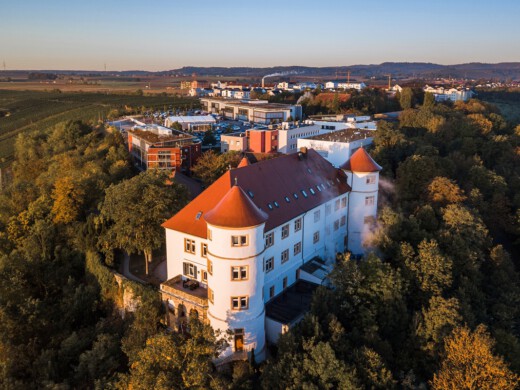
[404,239,453,300]
[423,92,435,109]
[427,177,466,206]
[191,150,241,187]
[98,170,189,274]
[431,325,519,390]
[125,316,226,389]
[202,129,217,146]
[51,176,85,224]
[400,88,414,110]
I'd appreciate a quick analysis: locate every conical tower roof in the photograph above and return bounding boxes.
[237,157,250,168]
[341,148,382,172]
[204,184,268,228]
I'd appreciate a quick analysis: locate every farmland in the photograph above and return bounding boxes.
[0,90,198,168]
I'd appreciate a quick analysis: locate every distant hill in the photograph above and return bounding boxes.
[4,62,520,80]
[166,62,520,81]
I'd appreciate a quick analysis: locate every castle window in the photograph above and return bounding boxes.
[208,288,214,303]
[207,259,213,275]
[281,249,289,263]
[314,210,321,223]
[365,196,375,206]
[340,215,346,226]
[231,266,248,281]
[201,243,208,258]
[341,197,347,208]
[184,238,196,254]
[231,296,249,310]
[269,286,275,299]
[183,262,197,278]
[335,199,340,211]
[281,224,289,239]
[326,204,331,216]
[207,229,212,241]
[294,218,302,232]
[366,175,376,184]
[231,235,248,247]
[313,231,320,243]
[265,232,274,248]
[334,220,339,231]
[283,277,288,289]
[264,257,274,273]
[294,242,302,255]
[201,270,208,283]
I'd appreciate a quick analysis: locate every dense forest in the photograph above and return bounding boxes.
[0,93,519,388]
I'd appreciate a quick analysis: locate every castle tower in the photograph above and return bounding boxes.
[341,148,382,255]
[204,184,268,361]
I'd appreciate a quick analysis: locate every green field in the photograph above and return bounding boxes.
[0,90,198,167]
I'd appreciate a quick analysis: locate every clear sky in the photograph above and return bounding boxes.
[1,0,519,71]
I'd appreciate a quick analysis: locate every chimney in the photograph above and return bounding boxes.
[299,146,308,155]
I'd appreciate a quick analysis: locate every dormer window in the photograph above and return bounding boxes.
[273,201,280,208]
[285,196,290,203]
[301,190,308,198]
[309,188,315,195]
[293,193,299,199]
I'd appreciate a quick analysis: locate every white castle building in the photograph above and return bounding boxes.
[160,147,381,363]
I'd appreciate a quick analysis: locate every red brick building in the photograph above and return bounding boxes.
[128,128,201,173]
[246,129,278,153]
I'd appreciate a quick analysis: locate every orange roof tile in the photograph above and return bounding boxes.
[162,149,351,238]
[341,148,382,172]
[237,157,250,168]
[204,185,268,228]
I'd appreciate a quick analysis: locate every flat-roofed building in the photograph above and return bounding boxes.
[200,97,302,124]
[128,126,201,173]
[221,132,248,153]
[297,128,374,167]
[164,115,216,132]
[246,128,279,153]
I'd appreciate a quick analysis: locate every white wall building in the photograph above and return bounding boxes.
[164,115,216,132]
[325,81,366,90]
[423,85,474,102]
[297,129,374,167]
[160,148,381,363]
[200,97,302,124]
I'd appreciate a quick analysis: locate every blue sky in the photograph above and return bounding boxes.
[1,0,519,70]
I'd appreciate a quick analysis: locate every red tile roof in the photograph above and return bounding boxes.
[162,149,351,238]
[204,185,268,228]
[237,157,250,168]
[341,148,382,172]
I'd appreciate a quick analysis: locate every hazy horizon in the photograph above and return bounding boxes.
[1,0,519,71]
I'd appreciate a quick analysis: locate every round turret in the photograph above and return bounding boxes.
[341,148,381,255]
[204,185,268,361]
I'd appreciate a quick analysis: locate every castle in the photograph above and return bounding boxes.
[160,147,381,363]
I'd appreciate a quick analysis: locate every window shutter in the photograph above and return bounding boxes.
[183,262,188,275]
[194,265,197,277]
